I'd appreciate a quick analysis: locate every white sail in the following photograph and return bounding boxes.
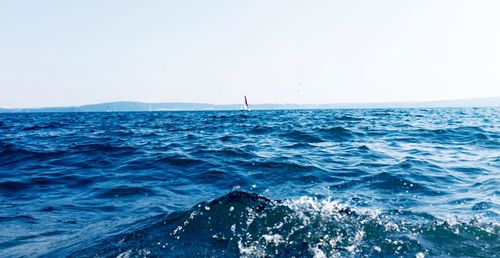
[241,96,249,111]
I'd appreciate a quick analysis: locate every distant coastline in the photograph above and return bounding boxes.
[1,97,498,113]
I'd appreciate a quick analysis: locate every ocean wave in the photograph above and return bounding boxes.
[0,142,66,166]
[411,126,498,145]
[281,129,324,143]
[21,122,67,131]
[0,181,31,193]
[92,186,157,199]
[318,126,359,139]
[51,191,499,258]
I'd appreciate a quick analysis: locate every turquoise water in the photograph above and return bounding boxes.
[0,108,498,257]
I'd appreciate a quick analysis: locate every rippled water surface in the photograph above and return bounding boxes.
[0,109,499,257]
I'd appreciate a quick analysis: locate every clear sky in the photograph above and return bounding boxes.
[1,1,499,108]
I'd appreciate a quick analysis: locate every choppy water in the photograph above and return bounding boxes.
[0,108,499,257]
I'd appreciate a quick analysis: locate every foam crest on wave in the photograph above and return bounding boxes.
[58,191,498,258]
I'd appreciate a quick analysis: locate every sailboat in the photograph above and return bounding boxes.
[241,95,250,111]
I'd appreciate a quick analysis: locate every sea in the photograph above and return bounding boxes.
[0,108,498,257]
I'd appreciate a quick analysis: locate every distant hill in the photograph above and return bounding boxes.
[1,102,237,113]
[0,97,498,113]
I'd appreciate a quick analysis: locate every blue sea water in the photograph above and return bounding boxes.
[0,108,498,257]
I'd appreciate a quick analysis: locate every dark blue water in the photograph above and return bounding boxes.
[0,109,498,257]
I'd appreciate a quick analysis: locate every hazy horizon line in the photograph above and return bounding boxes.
[2,96,499,110]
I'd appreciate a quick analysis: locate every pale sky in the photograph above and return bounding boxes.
[1,0,499,108]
